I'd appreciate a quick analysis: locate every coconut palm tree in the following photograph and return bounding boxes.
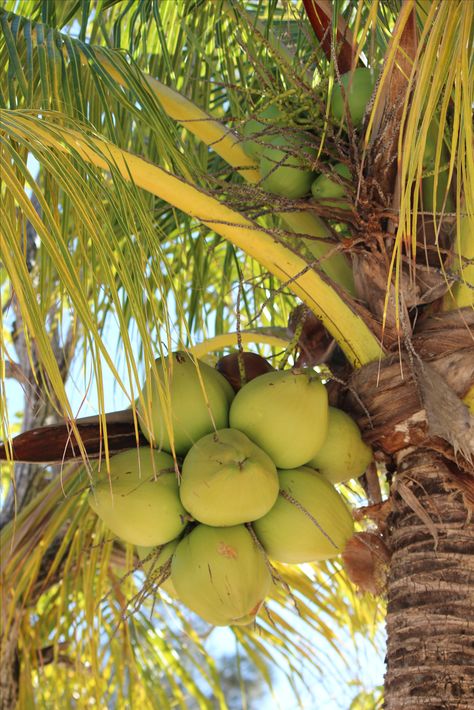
[1,1,472,708]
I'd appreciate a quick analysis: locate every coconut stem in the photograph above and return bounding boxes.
[280,306,309,369]
[236,280,247,387]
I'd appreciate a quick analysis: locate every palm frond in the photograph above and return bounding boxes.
[0,3,358,295]
[380,1,473,315]
[1,109,381,379]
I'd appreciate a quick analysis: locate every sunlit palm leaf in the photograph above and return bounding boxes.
[1,110,381,372]
[0,4,357,293]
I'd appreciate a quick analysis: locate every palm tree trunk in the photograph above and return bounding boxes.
[384,448,474,709]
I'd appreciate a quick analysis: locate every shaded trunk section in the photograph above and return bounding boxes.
[384,449,474,709]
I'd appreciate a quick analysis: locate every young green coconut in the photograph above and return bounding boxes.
[252,466,354,564]
[229,369,328,469]
[171,524,272,626]
[137,540,179,597]
[311,163,352,209]
[242,104,282,160]
[307,407,373,484]
[88,448,187,547]
[330,67,376,128]
[259,134,316,198]
[180,428,279,526]
[138,351,234,456]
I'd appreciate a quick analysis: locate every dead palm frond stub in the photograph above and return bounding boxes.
[342,531,390,596]
[0,412,147,464]
[302,0,356,74]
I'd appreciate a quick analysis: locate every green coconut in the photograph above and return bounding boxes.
[137,540,179,597]
[88,448,187,546]
[171,524,272,626]
[259,134,316,198]
[311,163,352,209]
[242,104,282,160]
[138,351,234,456]
[229,369,328,469]
[204,360,235,406]
[307,407,372,484]
[330,67,376,128]
[253,467,354,563]
[180,428,279,526]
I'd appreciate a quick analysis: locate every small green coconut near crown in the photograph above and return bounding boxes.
[229,369,328,469]
[253,466,354,564]
[180,428,279,526]
[330,67,376,128]
[311,163,352,208]
[307,407,373,484]
[88,448,186,547]
[171,524,272,626]
[242,104,282,160]
[259,134,316,199]
[137,540,179,597]
[138,351,234,456]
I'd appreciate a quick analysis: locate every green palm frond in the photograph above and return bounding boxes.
[363,0,474,317]
[1,107,381,388]
[0,2,357,295]
[395,0,473,240]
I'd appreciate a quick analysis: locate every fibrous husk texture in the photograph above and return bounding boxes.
[384,449,474,709]
[341,309,474,480]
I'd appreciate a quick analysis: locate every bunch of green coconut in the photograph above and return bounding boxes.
[88,350,372,627]
[242,67,376,205]
[242,65,448,216]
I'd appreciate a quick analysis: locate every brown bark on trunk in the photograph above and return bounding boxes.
[384,449,474,709]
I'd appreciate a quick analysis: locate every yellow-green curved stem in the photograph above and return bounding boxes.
[0,112,381,367]
[190,332,290,358]
[96,53,354,292]
[96,53,261,181]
